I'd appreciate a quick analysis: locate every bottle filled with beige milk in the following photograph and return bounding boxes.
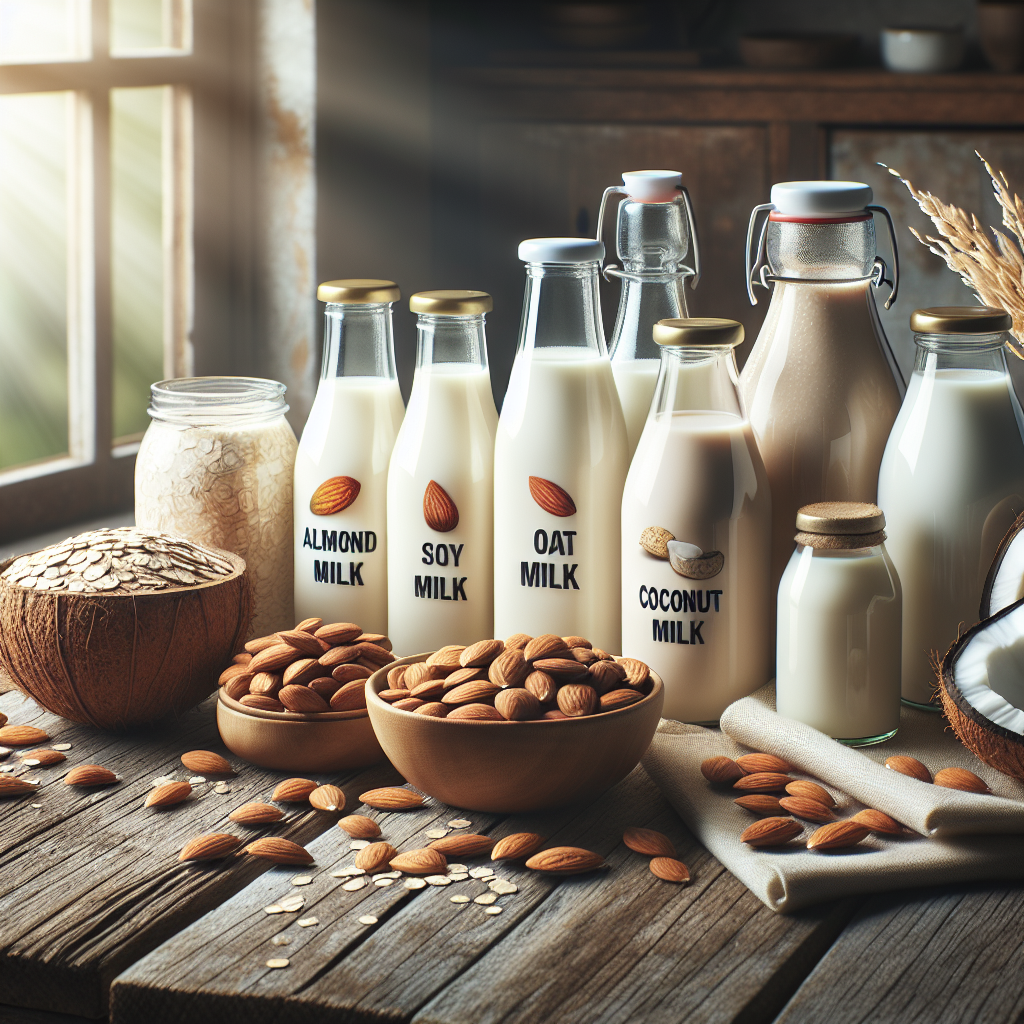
[387,291,498,654]
[494,237,629,652]
[294,280,405,634]
[597,170,701,460]
[878,306,1024,708]
[776,502,902,744]
[740,181,904,607]
[621,318,772,723]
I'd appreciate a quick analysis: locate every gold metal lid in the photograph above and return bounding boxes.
[796,501,885,535]
[317,279,400,304]
[652,318,745,348]
[910,306,1012,335]
[409,290,492,315]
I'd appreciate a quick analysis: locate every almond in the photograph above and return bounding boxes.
[852,808,904,835]
[639,526,674,559]
[249,671,283,696]
[489,648,529,688]
[532,657,590,681]
[524,670,558,703]
[330,680,368,712]
[339,814,381,838]
[387,665,408,689]
[423,479,459,532]
[279,684,330,714]
[504,633,532,651]
[806,820,870,851]
[283,658,323,687]
[572,648,600,664]
[543,709,569,720]
[592,647,613,661]
[599,689,644,712]
[277,629,326,657]
[405,662,445,688]
[0,776,39,797]
[495,687,541,721]
[588,660,628,694]
[218,663,251,686]
[244,634,280,654]
[245,837,314,864]
[650,857,690,883]
[379,688,413,703]
[310,475,360,515]
[390,848,448,874]
[442,680,501,705]
[447,703,505,721]
[181,750,233,775]
[223,673,254,701]
[249,642,302,674]
[0,725,49,746]
[65,764,117,786]
[528,476,576,517]
[309,676,343,698]
[232,651,253,665]
[355,841,398,872]
[314,621,363,645]
[701,756,745,785]
[355,633,391,650]
[734,794,784,816]
[332,663,371,684]
[525,846,604,874]
[562,635,592,649]
[229,802,284,825]
[427,833,495,856]
[359,786,424,810]
[179,833,242,861]
[735,752,791,774]
[623,826,676,858]
[296,616,323,633]
[19,748,66,766]
[785,780,835,807]
[739,816,803,847]
[778,796,836,823]
[732,771,791,793]
[934,766,990,793]
[240,694,285,712]
[460,638,505,668]
[619,658,651,688]
[394,698,425,711]
[273,778,318,802]
[409,679,446,701]
[309,784,346,812]
[885,755,931,783]
[426,645,466,669]
[357,642,395,667]
[145,781,193,808]
[318,644,361,668]
[523,633,569,662]
[491,832,546,861]
[415,701,449,718]
[556,683,597,717]
[443,667,487,689]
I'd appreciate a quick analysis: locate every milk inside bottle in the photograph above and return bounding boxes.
[387,290,498,653]
[877,306,1024,708]
[598,170,701,459]
[294,279,405,633]
[494,237,629,652]
[621,317,772,723]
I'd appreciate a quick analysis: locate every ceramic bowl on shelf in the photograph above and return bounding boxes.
[216,689,386,773]
[365,653,664,813]
[881,27,964,73]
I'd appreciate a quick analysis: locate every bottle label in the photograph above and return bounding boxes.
[300,525,376,587]
[638,585,723,645]
[519,528,580,592]
[414,541,468,602]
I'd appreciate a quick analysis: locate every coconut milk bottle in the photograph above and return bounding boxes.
[622,318,772,723]
[878,306,1024,707]
[387,291,498,653]
[494,237,628,652]
[598,170,700,459]
[294,280,405,633]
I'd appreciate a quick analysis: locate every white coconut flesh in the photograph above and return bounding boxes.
[987,527,1024,616]
[953,603,1024,735]
[667,541,702,560]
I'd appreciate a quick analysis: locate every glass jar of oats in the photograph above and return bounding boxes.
[135,377,297,635]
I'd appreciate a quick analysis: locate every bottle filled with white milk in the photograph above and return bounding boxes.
[294,280,405,633]
[621,318,772,723]
[877,306,1024,708]
[494,237,629,652]
[387,291,498,653]
[597,170,701,459]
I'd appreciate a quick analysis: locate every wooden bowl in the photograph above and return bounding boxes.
[365,653,664,813]
[217,690,386,773]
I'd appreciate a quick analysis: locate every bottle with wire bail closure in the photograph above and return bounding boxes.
[621,318,772,724]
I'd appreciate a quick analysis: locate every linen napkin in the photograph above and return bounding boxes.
[642,685,1024,914]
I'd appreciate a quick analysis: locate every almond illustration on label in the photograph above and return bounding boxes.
[310,476,360,515]
[529,476,576,517]
[423,480,459,532]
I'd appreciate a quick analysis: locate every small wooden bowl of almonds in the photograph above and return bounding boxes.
[365,634,663,813]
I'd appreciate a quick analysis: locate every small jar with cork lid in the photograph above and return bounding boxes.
[776,501,902,745]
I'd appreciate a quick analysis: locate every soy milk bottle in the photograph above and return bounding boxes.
[494,238,628,652]
[621,318,772,723]
[293,280,405,633]
[387,291,498,653]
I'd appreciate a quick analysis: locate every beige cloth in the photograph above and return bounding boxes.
[642,685,1024,914]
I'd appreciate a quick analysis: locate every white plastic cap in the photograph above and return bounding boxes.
[770,180,873,218]
[518,237,605,263]
[622,169,682,203]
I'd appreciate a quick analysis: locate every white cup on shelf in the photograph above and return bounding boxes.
[881,27,965,73]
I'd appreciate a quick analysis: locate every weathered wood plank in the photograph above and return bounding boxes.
[0,690,399,1018]
[772,882,1024,1024]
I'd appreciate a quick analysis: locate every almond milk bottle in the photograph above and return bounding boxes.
[387,291,498,653]
[294,280,405,633]
[494,238,629,652]
[621,318,772,723]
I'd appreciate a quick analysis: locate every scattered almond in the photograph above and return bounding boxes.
[229,802,284,825]
[19,749,66,766]
[885,755,931,783]
[778,796,835,823]
[64,764,118,787]
[491,832,546,861]
[273,778,318,802]
[739,817,803,847]
[785,780,835,808]
[732,772,791,793]
[622,826,676,858]
[934,766,990,793]
[700,755,745,785]
[179,833,242,862]
[355,842,398,872]
[734,794,785,816]
[525,846,604,875]
[181,750,233,775]
[309,784,346,812]
[0,776,39,798]
[359,787,424,810]
[650,857,690,883]
[145,781,193,808]
[427,833,495,856]
[852,808,904,835]
[390,848,448,874]
[806,820,870,851]
[735,752,790,774]
[338,814,381,838]
[0,725,49,746]
[246,837,314,864]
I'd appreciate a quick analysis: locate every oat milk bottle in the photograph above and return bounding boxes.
[621,318,772,723]
[740,182,904,608]
[387,291,498,653]
[294,280,405,633]
[494,237,628,652]
[597,170,701,459]
[878,306,1024,708]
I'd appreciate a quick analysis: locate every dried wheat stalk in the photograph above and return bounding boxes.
[884,153,1024,356]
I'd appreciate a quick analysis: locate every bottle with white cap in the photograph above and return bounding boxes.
[595,170,701,459]
[494,237,628,652]
[739,180,904,608]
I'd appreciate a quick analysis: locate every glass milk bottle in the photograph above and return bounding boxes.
[387,291,498,653]
[293,280,405,634]
[621,318,772,723]
[740,181,904,605]
[776,502,902,744]
[494,237,629,652]
[596,169,700,459]
[878,306,1024,708]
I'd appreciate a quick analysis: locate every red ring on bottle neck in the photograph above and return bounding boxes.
[768,212,872,224]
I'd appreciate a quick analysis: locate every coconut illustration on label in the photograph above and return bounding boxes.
[529,477,576,518]
[423,480,459,533]
[640,526,724,580]
[310,476,361,515]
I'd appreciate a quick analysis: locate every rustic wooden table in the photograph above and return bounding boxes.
[2,687,1022,1024]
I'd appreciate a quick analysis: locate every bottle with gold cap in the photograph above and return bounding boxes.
[386,290,498,652]
[293,279,405,632]
[878,306,1024,708]
[621,317,772,724]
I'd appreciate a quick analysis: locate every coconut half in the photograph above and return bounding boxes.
[939,596,1024,782]
[667,541,724,581]
[980,511,1024,618]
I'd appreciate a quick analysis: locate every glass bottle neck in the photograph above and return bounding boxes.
[415,313,488,371]
[651,347,744,418]
[518,262,606,355]
[913,332,1009,375]
[321,302,398,380]
[767,217,876,280]
[617,198,690,272]
[148,376,288,426]
[609,276,689,362]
